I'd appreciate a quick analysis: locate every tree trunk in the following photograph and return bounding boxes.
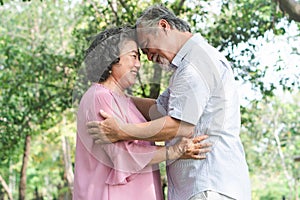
[150,64,162,99]
[278,0,300,22]
[0,174,13,200]
[19,134,31,200]
[61,136,74,197]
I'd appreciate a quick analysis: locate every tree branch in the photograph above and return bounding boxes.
[118,0,134,24]
[61,134,74,195]
[278,0,300,22]
[88,0,102,19]
[178,0,185,9]
[0,174,13,200]
[108,0,118,24]
[273,112,294,197]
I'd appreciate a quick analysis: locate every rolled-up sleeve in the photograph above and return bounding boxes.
[168,66,210,125]
[156,89,169,116]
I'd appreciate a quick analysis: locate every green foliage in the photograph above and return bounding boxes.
[25,114,76,199]
[257,181,289,200]
[0,0,77,198]
[241,92,300,199]
[202,0,291,98]
[0,0,74,158]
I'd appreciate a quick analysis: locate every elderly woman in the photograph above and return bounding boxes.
[73,26,210,200]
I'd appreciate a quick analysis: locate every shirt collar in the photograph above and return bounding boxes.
[171,33,204,68]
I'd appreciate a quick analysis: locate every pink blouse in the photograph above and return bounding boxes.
[73,83,163,200]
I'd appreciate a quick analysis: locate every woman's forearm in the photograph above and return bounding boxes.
[146,136,211,166]
[147,146,167,166]
[147,145,181,166]
[130,96,156,121]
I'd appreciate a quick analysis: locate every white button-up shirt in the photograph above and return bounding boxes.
[156,34,251,200]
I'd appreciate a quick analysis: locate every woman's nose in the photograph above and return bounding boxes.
[135,59,141,69]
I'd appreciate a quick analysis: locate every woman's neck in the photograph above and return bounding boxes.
[100,76,125,96]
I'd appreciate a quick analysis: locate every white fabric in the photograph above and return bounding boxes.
[156,34,251,200]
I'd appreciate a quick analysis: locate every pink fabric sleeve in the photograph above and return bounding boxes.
[78,86,158,185]
[103,140,158,185]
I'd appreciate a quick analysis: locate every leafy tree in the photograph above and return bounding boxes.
[0,0,299,199]
[0,0,77,198]
[241,92,300,199]
[71,0,299,99]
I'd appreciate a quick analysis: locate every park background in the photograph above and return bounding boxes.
[0,0,299,199]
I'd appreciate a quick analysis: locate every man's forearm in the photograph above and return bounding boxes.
[118,116,194,142]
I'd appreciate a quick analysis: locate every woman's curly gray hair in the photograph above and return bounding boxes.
[84,25,137,82]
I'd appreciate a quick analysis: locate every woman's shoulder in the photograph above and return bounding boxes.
[88,83,113,96]
[79,83,114,105]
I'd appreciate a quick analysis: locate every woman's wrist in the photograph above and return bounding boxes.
[166,145,183,160]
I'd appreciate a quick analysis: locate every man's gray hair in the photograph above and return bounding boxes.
[136,4,191,32]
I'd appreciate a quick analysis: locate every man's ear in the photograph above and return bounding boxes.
[158,19,171,30]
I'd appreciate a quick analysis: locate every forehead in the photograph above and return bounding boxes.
[136,27,155,46]
[120,40,138,55]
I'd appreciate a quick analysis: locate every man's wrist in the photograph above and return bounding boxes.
[117,123,134,141]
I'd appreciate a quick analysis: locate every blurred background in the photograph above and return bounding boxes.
[0,0,299,199]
